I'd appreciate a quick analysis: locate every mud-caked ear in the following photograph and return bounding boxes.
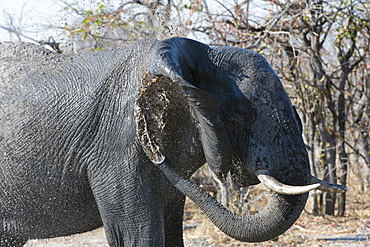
[135,73,169,164]
[136,38,232,179]
[135,71,199,164]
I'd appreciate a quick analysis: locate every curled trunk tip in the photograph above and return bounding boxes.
[310,175,348,193]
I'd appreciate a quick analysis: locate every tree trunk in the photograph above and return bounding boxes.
[308,115,320,216]
[213,173,229,207]
[318,117,337,215]
[324,138,337,215]
[337,143,347,216]
[336,69,349,216]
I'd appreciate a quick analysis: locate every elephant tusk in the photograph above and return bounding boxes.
[310,175,348,193]
[255,169,321,195]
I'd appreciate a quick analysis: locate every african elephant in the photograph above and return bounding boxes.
[0,38,346,246]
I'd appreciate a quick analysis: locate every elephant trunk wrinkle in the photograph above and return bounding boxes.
[152,157,307,242]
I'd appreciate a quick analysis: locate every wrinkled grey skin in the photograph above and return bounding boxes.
[1,38,310,246]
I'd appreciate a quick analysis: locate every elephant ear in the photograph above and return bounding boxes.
[137,38,232,179]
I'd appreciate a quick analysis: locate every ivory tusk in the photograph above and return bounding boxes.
[310,176,348,193]
[255,169,321,195]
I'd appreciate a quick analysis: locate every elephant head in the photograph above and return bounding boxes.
[135,38,346,242]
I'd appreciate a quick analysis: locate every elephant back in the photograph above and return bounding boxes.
[0,42,57,62]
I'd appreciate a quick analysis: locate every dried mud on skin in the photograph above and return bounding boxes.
[135,73,169,163]
[135,72,194,164]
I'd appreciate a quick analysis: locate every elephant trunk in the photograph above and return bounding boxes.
[154,158,307,242]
